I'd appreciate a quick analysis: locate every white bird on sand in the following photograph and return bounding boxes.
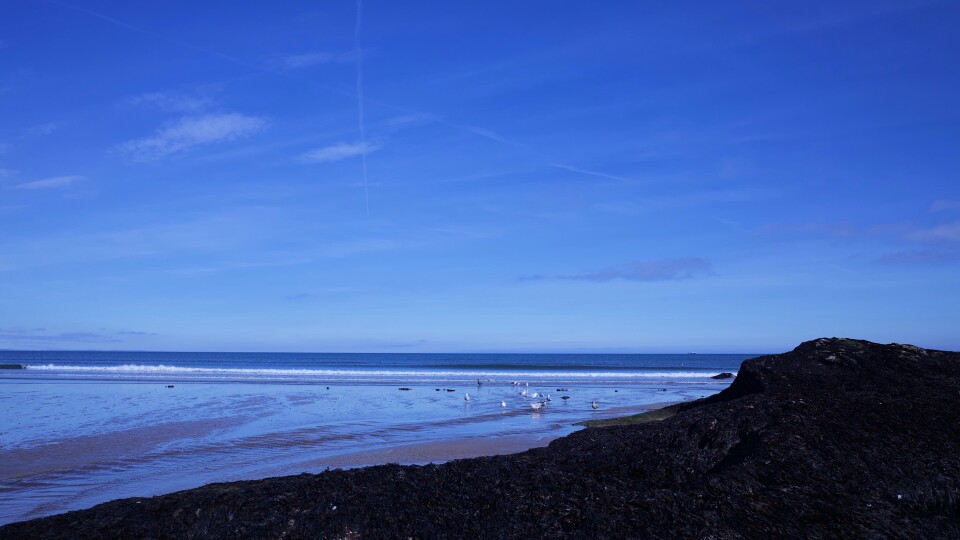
[531,392,539,398]
[465,393,470,401]
[591,401,599,410]
[520,389,527,396]
[501,400,506,407]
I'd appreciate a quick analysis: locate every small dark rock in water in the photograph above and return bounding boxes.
[556,388,567,392]
[5,338,959,539]
[658,388,667,391]
[614,390,618,392]
[445,389,456,392]
[165,385,174,388]
[398,387,411,391]
[435,388,440,391]
[711,372,734,379]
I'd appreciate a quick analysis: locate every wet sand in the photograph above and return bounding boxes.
[270,401,679,474]
[0,417,246,479]
[4,339,957,538]
[295,434,557,472]
[0,378,700,524]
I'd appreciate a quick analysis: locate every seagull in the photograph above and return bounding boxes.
[531,392,539,398]
[477,379,483,386]
[501,400,506,407]
[591,401,599,410]
[561,395,570,400]
[520,389,527,396]
[465,393,470,402]
[546,394,552,401]
[531,402,543,411]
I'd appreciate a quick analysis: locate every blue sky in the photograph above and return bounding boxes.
[1,0,958,352]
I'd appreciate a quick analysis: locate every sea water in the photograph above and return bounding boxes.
[0,350,752,524]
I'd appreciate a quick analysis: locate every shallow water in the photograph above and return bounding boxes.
[0,351,749,524]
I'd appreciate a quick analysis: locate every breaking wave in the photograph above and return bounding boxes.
[22,363,733,384]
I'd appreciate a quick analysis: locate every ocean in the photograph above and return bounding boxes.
[0,350,753,525]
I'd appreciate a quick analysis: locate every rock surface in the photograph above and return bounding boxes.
[711,371,734,379]
[3,338,959,539]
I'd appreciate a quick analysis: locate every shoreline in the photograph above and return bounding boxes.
[295,434,560,472]
[0,390,680,525]
[3,338,957,538]
[286,400,680,472]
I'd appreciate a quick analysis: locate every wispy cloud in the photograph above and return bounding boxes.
[449,121,521,146]
[166,238,401,276]
[26,122,59,137]
[272,51,354,69]
[353,0,371,215]
[523,257,713,282]
[125,91,212,112]
[12,175,82,190]
[594,188,772,216]
[931,200,960,213]
[758,221,858,238]
[283,287,358,301]
[550,163,633,183]
[46,0,261,71]
[299,141,379,163]
[383,114,428,128]
[119,113,266,161]
[908,221,960,243]
[876,249,960,265]
[320,238,399,258]
[0,206,287,272]
[758,218,960,247]
[0,327,123,344]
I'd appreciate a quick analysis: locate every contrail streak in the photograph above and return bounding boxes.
[355,0,370,216]
[549,164,633,183]
[43,0,263,71]
[45,0,625,189]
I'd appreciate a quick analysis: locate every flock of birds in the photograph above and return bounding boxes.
[460,378,600,413]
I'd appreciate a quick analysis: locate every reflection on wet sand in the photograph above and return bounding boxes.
[0,379,722,524]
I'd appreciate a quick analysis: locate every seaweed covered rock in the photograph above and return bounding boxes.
[3,338,959,539]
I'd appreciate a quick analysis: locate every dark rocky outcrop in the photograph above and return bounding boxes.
[711,372,734,379]
[3,338,959,539]
[0,364,24,369]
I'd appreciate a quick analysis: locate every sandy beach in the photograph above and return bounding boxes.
[3,339,958,538]
[0,360,709,525]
